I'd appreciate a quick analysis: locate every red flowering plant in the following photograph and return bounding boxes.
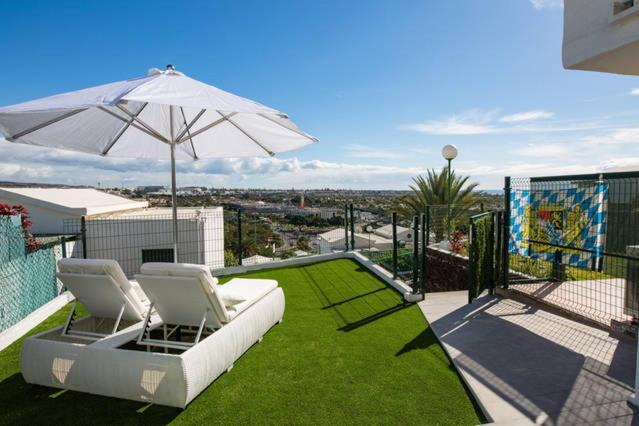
[0,203,41,252]
[449,230,466,255]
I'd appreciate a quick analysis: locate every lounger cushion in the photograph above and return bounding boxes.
[139,263,229,322]
[220,278,278,319]
[58,258,146,315]
[218,289,246,308]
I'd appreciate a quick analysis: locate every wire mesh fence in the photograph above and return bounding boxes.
[358,203,485,292]
[62,206,354,275]
[64,208,225,278]
[505,172,639,328]
[0,216,59,333]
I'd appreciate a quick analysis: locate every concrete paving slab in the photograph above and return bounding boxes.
[419,291,638,425]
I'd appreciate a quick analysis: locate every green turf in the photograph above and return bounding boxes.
[0,259,482,425]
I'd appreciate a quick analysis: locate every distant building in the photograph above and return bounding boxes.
[314,228,393,253]
[373,224,413,242]
[243,254,280,265]
[0,187,148,234]
[137,185,166,193]
[0,187,224,277]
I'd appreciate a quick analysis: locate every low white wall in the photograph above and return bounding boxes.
[0,291,75,351]
[213,251,422,302]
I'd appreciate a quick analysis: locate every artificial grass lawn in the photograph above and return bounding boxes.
[0,259,482,425]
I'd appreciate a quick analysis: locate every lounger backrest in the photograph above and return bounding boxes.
[136,263,229,328]
[57,259,146,321]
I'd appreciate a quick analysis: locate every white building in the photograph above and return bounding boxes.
[0,187,224,277]
[83,208,225,277]
[242,254,280,265]
[0,187,148,234]
[563,0,639,75]
[314,228,393,254]
[373,224,413,242]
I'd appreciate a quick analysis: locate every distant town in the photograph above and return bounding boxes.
[0,181,502,264]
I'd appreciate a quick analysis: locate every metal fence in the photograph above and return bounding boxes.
[0,216,60,332]
[64,209,225,278]
[502,172,639,328]
[61,206,354,276]
[360,203,486,294]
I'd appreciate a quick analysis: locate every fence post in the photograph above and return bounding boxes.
[350,204,355,251]
[60,236,67,258]
[552,249,565,281]
[488,212,496,295]
[494,211,503,293]
[392,212,398,279]
[80,216,87,259]
[237,209,243,266]
[412,216,419,293]
[420,211,427,295]
[468,218,476,304]
[344,204,349,251]
[480,202,485,213]
[502,176,511,289]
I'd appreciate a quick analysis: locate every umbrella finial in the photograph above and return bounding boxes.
[166,64,175,71]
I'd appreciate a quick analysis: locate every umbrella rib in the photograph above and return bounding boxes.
[175,108,206,143]
[257,113,319,142]
[180,107,198,160]
[97,106,167,143]
[177,112,237,143]
[115,103,169,143]
[101,102,148,155]
[6,109,86,141]
[223,112,274,156]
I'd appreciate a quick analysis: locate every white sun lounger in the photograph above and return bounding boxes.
[135,262,284,351]
[56,258,150,340]
[21,261,284,408]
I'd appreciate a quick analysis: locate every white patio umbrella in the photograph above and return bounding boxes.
[0,65,318,261]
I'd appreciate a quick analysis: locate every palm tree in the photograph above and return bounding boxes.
[396,166,479,241]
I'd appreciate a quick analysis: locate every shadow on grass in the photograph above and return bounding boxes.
[337,303,411,332]
[0,373,180,425]
[395,328,439,357]
[321,287,387,310]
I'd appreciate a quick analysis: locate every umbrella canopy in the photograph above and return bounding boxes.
[0,65,318,261]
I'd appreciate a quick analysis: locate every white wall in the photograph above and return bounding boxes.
[0,198,75,235]
[83,210,224,277]
[564,0,639,75]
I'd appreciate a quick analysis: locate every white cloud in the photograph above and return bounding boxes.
[530,0,563,10]
[0,142,425,190]
[581,128,639,145]
[402,108,573,136]
[512,143,572,158]
[629,88,639,96]
[344,144,405,159]
[601,157,639,172]
[402,109,500,135]
[499,110,554,123]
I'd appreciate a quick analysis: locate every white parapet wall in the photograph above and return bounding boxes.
[213,251,422,302]
[0,291,75,351]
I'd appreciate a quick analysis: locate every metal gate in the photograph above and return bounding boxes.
[503,172,639,328]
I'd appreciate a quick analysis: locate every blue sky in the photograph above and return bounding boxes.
[1,0,639,190]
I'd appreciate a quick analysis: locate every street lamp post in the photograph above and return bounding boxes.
[441,144,458,239]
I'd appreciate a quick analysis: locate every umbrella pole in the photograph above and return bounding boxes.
[170,142,179,263]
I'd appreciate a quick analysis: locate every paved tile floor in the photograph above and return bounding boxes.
[419,292,638,425]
